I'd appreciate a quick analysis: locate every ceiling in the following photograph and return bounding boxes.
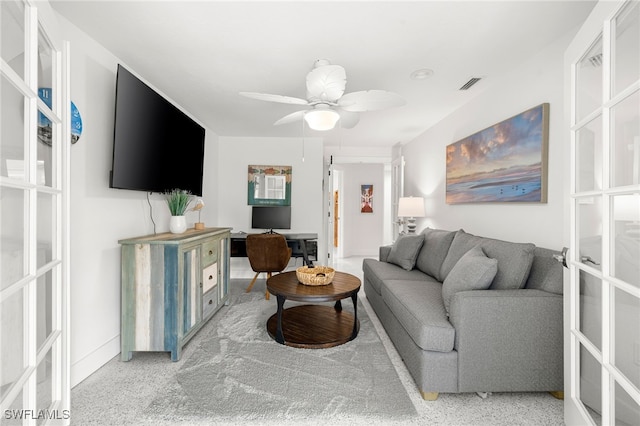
[50,1,596,150]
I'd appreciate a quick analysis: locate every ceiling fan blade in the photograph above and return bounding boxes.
[306,65,346,103]
[273,110,307,126]
[338,110,360,129]
[240,92,309,105]
[337,90,405,112]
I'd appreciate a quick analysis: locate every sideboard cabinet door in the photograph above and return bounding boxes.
[119,228,231,361]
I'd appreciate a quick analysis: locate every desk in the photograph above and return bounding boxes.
[230,233,318,267]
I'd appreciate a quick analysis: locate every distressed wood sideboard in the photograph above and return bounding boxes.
[119,227,231,361]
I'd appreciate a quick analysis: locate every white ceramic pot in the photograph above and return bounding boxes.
[169,215,187,234]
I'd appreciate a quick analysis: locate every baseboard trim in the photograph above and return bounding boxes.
[71,334,120,388]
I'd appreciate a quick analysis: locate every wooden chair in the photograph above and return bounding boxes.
[245,233,292,300]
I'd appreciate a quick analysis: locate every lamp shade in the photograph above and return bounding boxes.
[304,108,340,131]
[398,196,425,218]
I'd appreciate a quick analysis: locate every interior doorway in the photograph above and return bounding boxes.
[331,168,344,260]
[325,160,391,261]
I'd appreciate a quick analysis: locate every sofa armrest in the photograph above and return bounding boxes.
[379,245,392,262]
[448,289,563,392]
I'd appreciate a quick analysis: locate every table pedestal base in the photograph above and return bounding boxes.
[266,305,359,349]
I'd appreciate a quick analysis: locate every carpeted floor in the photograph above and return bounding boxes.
[70,274,564,425]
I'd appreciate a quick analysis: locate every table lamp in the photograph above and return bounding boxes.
[398,196,425,234]
[192,199,205,230]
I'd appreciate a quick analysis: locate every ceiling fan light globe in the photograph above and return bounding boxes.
[304,109,340,131]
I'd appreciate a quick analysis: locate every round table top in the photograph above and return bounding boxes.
[266,270,361,303]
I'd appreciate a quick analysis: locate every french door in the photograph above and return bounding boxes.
[1,1,71,424]
[565,1,640,424]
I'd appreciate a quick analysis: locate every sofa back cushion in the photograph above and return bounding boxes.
[525,247,563,294]
[440,230,535,290]
[387,234,424,271]
[414,228,456,281]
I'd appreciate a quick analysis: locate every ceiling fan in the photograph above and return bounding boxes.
[240,59,405,131]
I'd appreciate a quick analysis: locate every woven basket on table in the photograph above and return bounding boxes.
[296,266,335,286]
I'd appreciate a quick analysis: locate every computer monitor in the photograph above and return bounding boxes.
[251,206,291,232]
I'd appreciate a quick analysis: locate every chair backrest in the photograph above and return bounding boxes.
[246,233,292,273]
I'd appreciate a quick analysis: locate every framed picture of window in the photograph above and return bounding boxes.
[248,165,292,206]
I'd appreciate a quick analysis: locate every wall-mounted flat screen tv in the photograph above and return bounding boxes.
[251,206,291,232]
[110,64,205,195]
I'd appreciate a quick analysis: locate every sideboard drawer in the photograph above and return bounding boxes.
[202,240,218,266]
[202,263,218,293]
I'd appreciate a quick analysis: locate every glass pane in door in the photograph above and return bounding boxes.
[37,107,55,187]
[613,1,640,97]
[614,288,640,390]
[612,194,640,286]
[1,75,27,181]
[581,343,603,425]
[36,347,53,417]
[0,1,25,79]
[577,116,603,192]
[580,270,603,350]
[578,196,603,269]
[0,289,25,399]
[577,37,603,122]
[611,91,640,188]
[37,191,55,268]
[0,186,26,290]
[615,382,640,426]
[38,28,54,97]
[36,270,53,350]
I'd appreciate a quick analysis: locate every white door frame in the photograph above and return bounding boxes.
[0,0,71,423]
[564,1,640,424]
[391,155,404,239]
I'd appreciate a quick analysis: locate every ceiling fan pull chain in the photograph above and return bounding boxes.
[301,113,306,162]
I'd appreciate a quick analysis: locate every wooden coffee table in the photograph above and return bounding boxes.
[266,270,361,349]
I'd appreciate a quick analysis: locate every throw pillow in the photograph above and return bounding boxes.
[442,246,498,315]
[440,229,535,290]
[387,234,425,271]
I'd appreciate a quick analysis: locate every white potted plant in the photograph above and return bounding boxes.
[165,189,193,234]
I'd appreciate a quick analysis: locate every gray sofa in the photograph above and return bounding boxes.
[362,228,563,400]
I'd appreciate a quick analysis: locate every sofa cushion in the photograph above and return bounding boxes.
[440,230,535,290]
[381,279,455,352]
[415,228,456,281]
[362,258,428,296]
[442,246,498,314]
[387,234,424,271]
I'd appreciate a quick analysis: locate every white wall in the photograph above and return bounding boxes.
[217,136,325,276]
[334,163,386,257]
[401,29,577,250]
[59,15,221,387]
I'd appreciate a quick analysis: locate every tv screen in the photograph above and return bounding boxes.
[110,65,205,195]
[251,206,291,231]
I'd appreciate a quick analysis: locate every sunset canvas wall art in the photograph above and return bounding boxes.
[446,103,549,204]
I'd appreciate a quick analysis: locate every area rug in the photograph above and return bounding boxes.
[141,284,418,424]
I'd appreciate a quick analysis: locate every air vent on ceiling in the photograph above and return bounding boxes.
[459,77,482,91]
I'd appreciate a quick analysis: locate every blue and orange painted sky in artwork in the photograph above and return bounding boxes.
[446,104,546,180]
